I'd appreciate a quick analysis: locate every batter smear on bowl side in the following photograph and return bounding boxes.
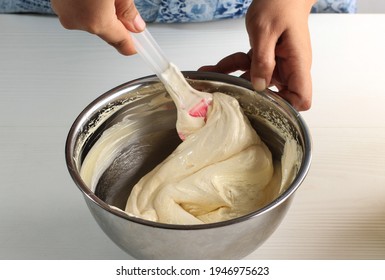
[80,64,300,225]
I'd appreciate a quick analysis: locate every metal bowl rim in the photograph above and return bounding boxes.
[65,72,312,230]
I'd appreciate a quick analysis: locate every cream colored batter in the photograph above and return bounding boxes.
[80,64,300,225]
[125,91,274,224]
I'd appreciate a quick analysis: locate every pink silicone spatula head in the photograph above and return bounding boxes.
[132,28,212,139]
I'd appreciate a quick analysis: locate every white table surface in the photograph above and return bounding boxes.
[0,13,384,260]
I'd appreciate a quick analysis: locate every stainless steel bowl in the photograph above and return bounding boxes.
[65,72,311,259]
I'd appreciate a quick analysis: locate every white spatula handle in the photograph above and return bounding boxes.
[132,28,169,78]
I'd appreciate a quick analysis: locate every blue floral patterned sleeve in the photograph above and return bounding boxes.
[311,0,356,13]
[136,0,252,22]
[0,0,53,13]
[138,0,357,22]
[0,0,357,22]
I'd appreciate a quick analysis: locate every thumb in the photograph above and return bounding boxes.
[116,0,146,32]
[248,31,278,92]
[98,0,146,55]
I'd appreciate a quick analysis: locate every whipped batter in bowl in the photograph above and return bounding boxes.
[65,72,311,259]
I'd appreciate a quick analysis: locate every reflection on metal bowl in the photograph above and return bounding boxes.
[65,72,311,259]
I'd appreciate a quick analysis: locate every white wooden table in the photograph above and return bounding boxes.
[0,13,384,259]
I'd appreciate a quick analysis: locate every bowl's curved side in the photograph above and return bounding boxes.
[65,72,311,260]
[84,193,294,259]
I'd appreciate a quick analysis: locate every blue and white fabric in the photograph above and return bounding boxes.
[311,0,356,13]
[136,0,252,22]
[0,0,358,22]
[0,0,53,13]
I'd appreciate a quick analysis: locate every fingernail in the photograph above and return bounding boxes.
[134,14,146,31]
[252,77,266,92]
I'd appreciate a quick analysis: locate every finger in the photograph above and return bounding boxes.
[96,19,137,55]
[116,0,146,32]
[271,60,312,111]
[198,52,251,74]
[279,86,312,111]
[249,38,277,91]
[282,67,312,111]
[100,0,146,55]
[274,30,312,111]
[247,26,279,92]
[274,58,312,111]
